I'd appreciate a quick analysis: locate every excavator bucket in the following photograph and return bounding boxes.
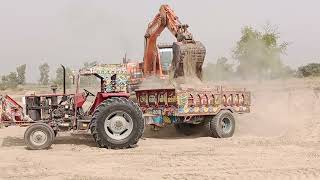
[171,41,206,80]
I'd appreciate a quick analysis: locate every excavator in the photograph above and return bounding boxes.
[143,4,206,80]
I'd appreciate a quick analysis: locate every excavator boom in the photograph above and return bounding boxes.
[143,5,206,79]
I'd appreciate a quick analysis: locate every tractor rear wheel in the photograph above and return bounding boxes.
[24,123,55,150]
[208,110,235,138]
[90,97,144,149]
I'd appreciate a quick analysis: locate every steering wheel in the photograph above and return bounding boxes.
[83,89,95,97]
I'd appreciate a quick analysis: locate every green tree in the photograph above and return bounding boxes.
[233,23,288,79]
[16,64,26,84]
[54,66,73,88]
[1,72,19,89]
[0,77,6,90]
[39,63,50,85]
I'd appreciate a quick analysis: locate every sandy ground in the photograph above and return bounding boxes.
[1,79,320,180]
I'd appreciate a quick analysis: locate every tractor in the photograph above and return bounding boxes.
[23,64,144,150]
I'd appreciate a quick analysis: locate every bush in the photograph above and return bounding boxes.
[0,72,19,90]
[297,63,320,77]
[0,82,6,91]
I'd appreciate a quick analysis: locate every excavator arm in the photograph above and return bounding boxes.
[143,5,206,79]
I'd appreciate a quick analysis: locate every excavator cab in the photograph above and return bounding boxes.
[158,44,173,76]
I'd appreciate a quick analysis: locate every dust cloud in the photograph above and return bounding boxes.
[226,79,320,139]
[139,76,174,89]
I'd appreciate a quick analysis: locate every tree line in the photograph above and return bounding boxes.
[1,23,320,90]
[0,64,26,90]
[203,23,319,81]
[0,61,100,90]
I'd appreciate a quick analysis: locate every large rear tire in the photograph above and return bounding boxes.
[90,97,144,149]
[208,110,235,138]
[24,123,55,150]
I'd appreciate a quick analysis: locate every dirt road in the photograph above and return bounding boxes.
[1,79,320,180]
[0,126,320,180]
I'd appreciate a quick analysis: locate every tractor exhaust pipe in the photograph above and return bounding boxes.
[61,65,66,95]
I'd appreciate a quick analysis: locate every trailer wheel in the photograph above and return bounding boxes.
[24,123,55,150]
[90,97,144,149]
[209,110,235,138]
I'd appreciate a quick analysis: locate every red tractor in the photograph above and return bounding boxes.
[23,64,145,150]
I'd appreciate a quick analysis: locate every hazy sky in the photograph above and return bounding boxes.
[0,0,319,82]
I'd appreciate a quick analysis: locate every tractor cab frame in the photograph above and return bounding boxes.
[75,64,130,117]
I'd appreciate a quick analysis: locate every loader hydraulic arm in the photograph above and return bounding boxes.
[143,5,206,79]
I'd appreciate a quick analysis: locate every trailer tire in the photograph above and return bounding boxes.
[90,97,144,149]
[209,110,235,138]
[24,123,55,150]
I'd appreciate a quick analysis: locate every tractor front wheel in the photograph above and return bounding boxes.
[24,123,55,150]
[90,97,144,149]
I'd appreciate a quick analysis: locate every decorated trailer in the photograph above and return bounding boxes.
[136,87,250,137]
